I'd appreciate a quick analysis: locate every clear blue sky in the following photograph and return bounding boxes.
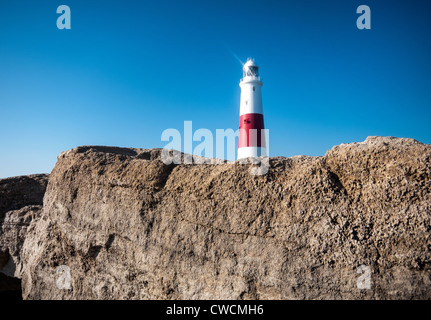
[1,0,430,178]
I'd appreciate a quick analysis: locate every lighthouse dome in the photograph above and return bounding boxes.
[243,58,259,77]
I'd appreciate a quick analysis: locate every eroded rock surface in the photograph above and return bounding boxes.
[0,174,49,294]
[14,138,431,299]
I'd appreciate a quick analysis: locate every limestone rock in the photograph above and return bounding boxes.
[0,174,49,293]
[12,138,431,299]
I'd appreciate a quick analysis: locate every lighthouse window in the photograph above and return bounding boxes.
[253,87,255,91]
[247,66,259,77]
[246,101,248,105]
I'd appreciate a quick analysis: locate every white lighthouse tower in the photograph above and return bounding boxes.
[237,58,266,160]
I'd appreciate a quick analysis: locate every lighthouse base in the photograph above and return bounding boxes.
[237,147,267,160]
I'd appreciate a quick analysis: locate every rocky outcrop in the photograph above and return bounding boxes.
[0,174,49,295]
[0,137,429,300]
[16,137,430,300]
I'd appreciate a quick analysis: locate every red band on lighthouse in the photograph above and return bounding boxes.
[238,113,265,148]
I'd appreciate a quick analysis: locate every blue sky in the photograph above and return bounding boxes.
[1,0,430,178]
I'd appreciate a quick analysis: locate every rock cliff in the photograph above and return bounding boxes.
[0,174,49,297]
[1,137,430,299]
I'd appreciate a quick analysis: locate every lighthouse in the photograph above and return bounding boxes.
[237,58,266,160]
